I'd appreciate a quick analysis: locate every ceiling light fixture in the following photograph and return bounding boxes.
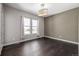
[38,4,48,17]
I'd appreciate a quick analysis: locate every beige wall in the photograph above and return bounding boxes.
[0,3,4,55]
[4,5,44,45]
[0,4,2,47]
[78,7,79,56]
[44,8,79,43]
[0,4,2,55]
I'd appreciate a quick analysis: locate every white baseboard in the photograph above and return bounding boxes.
[3,37,42,46]
[3,36,79,46]
[45,36,79,45]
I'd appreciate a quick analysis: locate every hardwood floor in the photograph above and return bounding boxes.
[1,37,78,56]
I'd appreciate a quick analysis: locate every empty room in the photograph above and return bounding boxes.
[0,3,79,56]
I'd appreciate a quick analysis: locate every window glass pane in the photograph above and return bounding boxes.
[24,17,30,26]
[23,17,38,35]
[24,27,30,35]
[32,27,38,34]
[32,19,38,26]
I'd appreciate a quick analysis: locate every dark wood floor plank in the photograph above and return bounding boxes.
[1,37,78,56]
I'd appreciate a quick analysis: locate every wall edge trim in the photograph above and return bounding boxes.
[3,37,43,46]
[45,36,79,45]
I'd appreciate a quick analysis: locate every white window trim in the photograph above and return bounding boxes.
[22,16,39,36]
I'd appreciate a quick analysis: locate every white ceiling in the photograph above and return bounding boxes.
[5,3,79,17]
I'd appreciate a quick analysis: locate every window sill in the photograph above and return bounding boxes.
[24,33,38,35]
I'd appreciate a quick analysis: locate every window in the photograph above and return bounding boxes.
[32,19,38,34]
[23,17,38,35]
[23,17,31,35]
